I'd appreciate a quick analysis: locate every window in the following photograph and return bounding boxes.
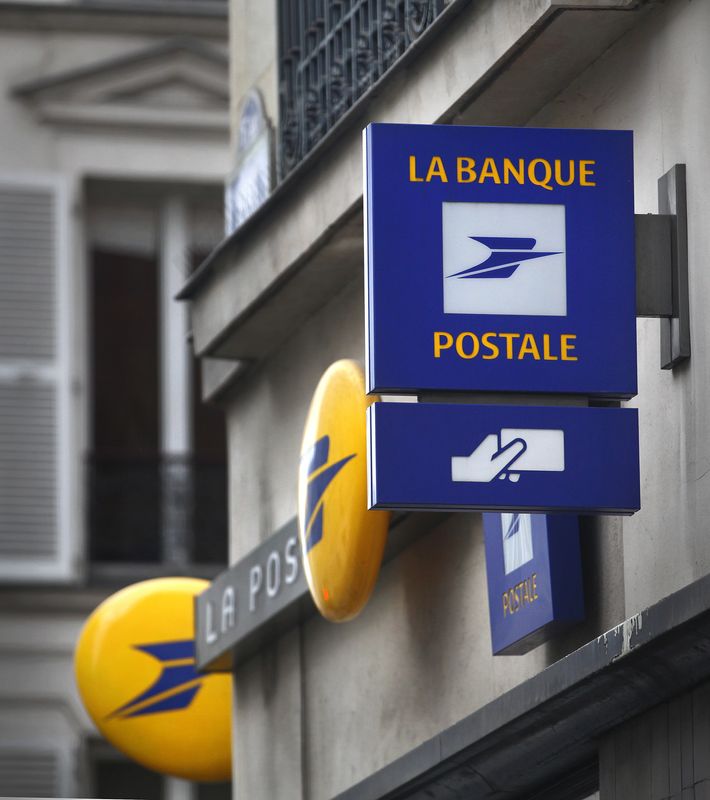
[87,188,228,578]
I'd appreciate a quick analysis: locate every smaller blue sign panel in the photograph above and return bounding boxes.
[367,402,640,514]
[364,123,636,397]
[483,513,584,655]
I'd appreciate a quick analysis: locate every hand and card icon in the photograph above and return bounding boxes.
[451,428,565,484]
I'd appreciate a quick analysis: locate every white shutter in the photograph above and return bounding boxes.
[0,175,73,581]
[0,743,72,796]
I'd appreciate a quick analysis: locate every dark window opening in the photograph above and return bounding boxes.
[89,248,161,563]
[191,353,228,565]
[89,741,231,800]
[88,247,227,571]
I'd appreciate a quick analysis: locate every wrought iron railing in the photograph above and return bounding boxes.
[277,0,447,178]
[88,455,228,569]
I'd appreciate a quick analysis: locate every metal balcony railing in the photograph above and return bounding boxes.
[277,0,446,178]
[88,455,228,572]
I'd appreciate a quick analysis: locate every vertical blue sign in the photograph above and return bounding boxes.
[483,513,584,655]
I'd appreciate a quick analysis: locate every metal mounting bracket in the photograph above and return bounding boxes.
[635,164,689,369]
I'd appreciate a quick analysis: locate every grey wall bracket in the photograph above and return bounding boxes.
[635,163,689,369]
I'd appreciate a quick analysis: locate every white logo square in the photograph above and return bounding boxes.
[501,513,534,575]
[442,201,567,316]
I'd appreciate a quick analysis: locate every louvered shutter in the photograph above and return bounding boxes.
[0,176,74,581]
[0,743,72,796]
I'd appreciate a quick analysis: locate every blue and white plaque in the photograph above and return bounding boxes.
[364,123,637,397]
[483,513,584,655]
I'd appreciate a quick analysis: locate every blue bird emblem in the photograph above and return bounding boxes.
[503,513,523,540]
[449,236,560,279]
[108,640,202,719]
[300,435,355,553]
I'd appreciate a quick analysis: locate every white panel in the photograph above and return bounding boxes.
[501,513,534,574]
[442,201,567,316]
[499,428,565,472]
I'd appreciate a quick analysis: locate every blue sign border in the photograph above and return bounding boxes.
[364,123,637,398]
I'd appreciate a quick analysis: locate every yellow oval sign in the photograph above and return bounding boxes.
[298,360,391,622]
[74,577,231,782]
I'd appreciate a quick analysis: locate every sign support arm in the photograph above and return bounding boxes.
[634,164,689,369]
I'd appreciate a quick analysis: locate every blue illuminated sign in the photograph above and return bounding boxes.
[364,123,636,397]
[367,402,640,514]
[483,513,584,655]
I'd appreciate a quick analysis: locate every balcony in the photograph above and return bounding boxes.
[277,0,446,178]
[88,454,228,582]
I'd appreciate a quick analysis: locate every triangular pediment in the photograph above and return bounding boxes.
[13,37,229,132]
[106,75,226,109]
